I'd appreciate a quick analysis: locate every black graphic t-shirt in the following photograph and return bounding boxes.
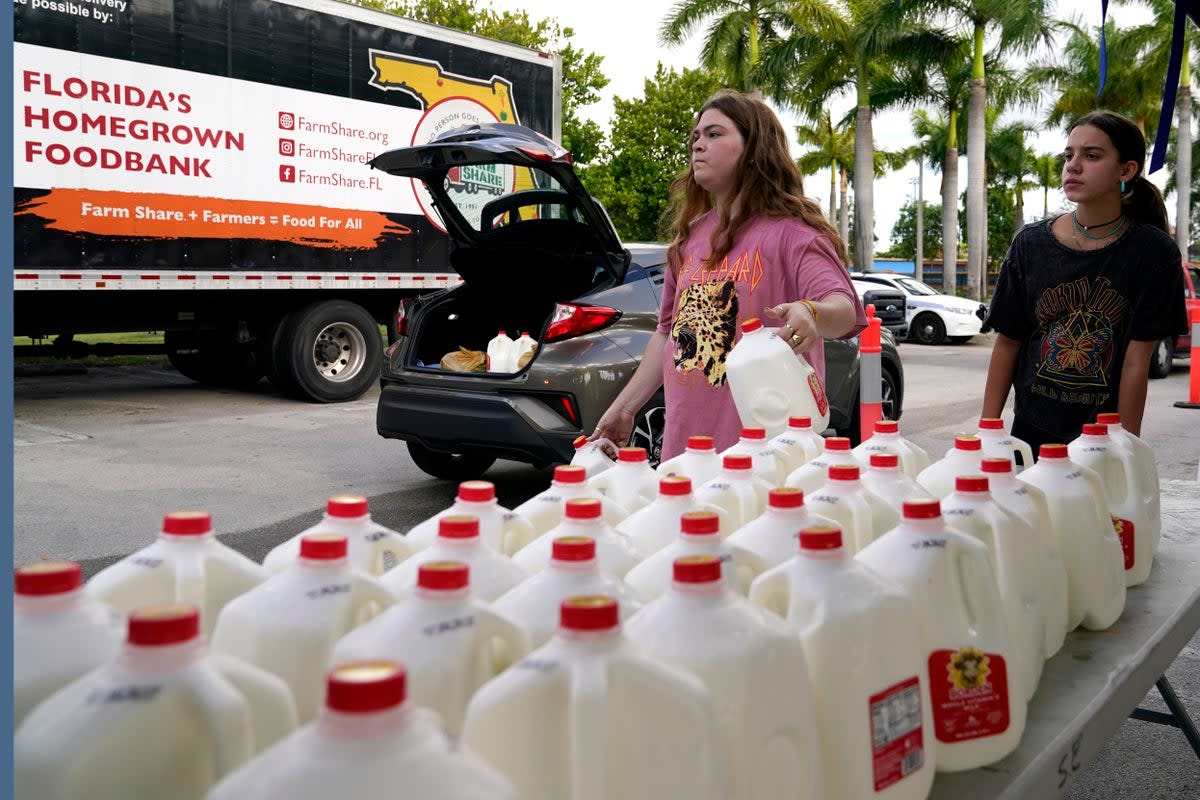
[985,218,1186,441]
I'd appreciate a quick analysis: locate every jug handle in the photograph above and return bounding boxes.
[730,546,768,596]
[483,610,532,675]
[747,568,789,618]
[350,574,396,626]
[500,513,538,557]
[370,529,412,575]
[569,663,609,800]
[176,550,208,611]
[193,665,257,776]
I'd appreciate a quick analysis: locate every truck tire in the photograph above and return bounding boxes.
[1149,338,1174,379]
[407,441,496,481]
[273,301,382,403]
[164,330,265,387]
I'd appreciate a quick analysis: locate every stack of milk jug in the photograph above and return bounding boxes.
[13,412,1160,798]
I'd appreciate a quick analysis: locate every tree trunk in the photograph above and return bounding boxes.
[1014,185,1024,237]
[967,78,986,301]
[1177,84,1192,258]
[829,160,838,225]
[853,75,875,272]
[943,149,959,287]
[1043,184,1049,219]
[839,166,850,244]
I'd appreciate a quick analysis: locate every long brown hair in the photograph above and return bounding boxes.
[1069,111,1169,233]
[665,89,849,272]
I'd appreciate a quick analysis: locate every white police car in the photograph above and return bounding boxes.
[851,272,987,345]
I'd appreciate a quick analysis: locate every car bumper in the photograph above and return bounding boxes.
[944,314,984,337]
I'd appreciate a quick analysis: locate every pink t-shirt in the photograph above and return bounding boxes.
[656,211,866,460]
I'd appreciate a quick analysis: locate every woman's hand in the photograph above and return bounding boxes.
[589,405,635,458]
[764,301,819,354]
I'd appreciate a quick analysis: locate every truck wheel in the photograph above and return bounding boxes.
[629,392,666,468]
[912,312,946,345]
[273,301,382,402]
[164,330,265,387]
[1149,338,1174,379]
[407,441,496,481]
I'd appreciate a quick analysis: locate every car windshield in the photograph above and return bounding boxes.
[440,164,582,233]
[894,277,940,296]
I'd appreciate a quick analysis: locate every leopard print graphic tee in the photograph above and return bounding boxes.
[656,211,865,461]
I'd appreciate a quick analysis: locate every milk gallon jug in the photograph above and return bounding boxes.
[719,426,787,486]
[726,316,830,436]
[571,435,616,479]
[748,526,934,800]
[1019,444,1126,631]
[513,464,628,537]
[726,487,835,570]
[494,536,644,648]
[768,416,825,475]
[382,516,527,601]
[263,495,411,576]
[981,457,1069,659]
[805,464,899,553]
[785,436,859,496]
[332,561,531,737]
[617,475,729,554]
[486,330,518,372]
[13,561,124,727]
[587,446,659,514]
[207,661,518,800]
[88,511,268,637]
[658,434,724,487]
[461,595,727,800]
[403,481,535,556]
[861,452,935,518]
[976,418,1034,471]
[1068,422,1150,586]
[624,510,767,598]
[856,500,1026,771]
[940,477,1045,701]
[696,454,772,529]
[626,555,824,800]
[1097,412,1161,567]
[16,604,297,800]
[211,534,396,722]
[852,419,932,479]
[513,498,644,579]
[915,435,986,499]
[515,331,538,365]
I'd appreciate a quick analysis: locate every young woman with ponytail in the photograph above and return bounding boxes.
[590,89,866,460]
[982,110,1187,449]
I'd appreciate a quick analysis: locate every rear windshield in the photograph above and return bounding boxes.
[440,164,583,234]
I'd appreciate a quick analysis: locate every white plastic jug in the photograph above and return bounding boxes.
[403,481,536,556]
[1018,444,1126,631]
[494,536,644,648]
[915,435,986,499]
[13,561,124,727]
[719,426,787,486]
[262,495,411,577]
[624,510,767,599]
[726,317,830,436]
[211,534,396,722]
[587,446,659,515]
[981,457,1069,660]
[87,511,268,637]
[332,561,531,737]
[657,434,724,487]
[571,435,616,479]
[695,454,773,530]
[486,330,518,372]
[626,555,824,800]
[15,604,297,800]
[513,498,644,579]
[1068,422,1150,586]
[515,331,538,366]
[852,419,932,479]
[616,475,729,554]
[513,465,629,538]
[785,436,859,496]
[1097,412,1162,574]
[208,661,518,800]
[856,500,1026,772]
[861,452,936,517]
[382,516,527,601]
[768,416,826,475]
[748,526,935,800]
[461,596,727,800]
[976,418,1034,472]
[940,477,1045,701]
[726,487,836,570]
[805,464,899,553]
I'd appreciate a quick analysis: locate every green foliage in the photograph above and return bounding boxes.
[578,65,720,242]
[886,201,944,260]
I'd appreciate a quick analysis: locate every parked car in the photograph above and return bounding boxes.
[368,123,904,480]
[851,272,987,345]
[851,280,909,342]
[1151,261,1200,378]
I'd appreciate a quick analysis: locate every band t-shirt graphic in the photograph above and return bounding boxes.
[656,211,866,461]
[985,218,1186,440]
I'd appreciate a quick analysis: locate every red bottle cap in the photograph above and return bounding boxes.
[326,661,406,713]
[15,561,82,596]
[955,436,982,451]
[825,437,851,452]
[869,452,900,469]
[687,435,715,450]
[1082,423,1108,436]
[299,533,348,560]
[565,498,602,520]
[438,515,480,539]
[1096,413,1121,426]
[560,596,619,631]
[161,511,212,536]
[327,496,370,519]
[128,604,201,646]
[618,447,648,463]
[875,419,899,434]
[659,476,692,496]
[573,435,589,450]
[552,536,596,562]
[673,555,722,584]
[417,561,469,590]
[788,417,812,429]
[978,418,1005,430]
[903,498,942,519]
[740,317,763,333]
[740,427,766,440]
[458,481,495,502]
[723,454,753,470]
[828,465,860,481]
[1040,444,1069,459]
[554,465,587,484]
[769,487,804,508]
[956,475,989,493]
[681,511,720,535]
[981,457,1013,474]
[799,525,843,551]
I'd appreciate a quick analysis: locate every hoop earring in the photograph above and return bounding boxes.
[1120,180,1126,193]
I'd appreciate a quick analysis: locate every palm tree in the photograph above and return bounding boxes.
[1031,153,1061,218]
[987,120,1037,234]
[794,111,854,227]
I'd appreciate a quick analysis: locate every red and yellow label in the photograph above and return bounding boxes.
[928,647,1010,743]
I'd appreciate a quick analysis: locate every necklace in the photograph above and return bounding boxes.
[1072,211,1127,240]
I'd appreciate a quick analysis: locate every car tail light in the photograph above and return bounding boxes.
[394,296,418,337]
[544,303,621,343]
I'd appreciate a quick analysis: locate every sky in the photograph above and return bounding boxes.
[486,0,1171,249]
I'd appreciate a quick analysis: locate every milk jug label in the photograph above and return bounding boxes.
[869,676,924,791]
[928,648,1010,743]
[1114,516,1135,570]
[808,373,829,417]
